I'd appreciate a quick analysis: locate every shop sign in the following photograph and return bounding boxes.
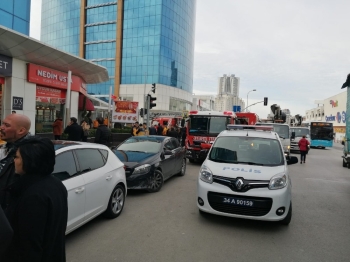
[27,64,87,95]
[330,100,338,108]
[12,96,23,110]
[112,101,139,123]
[36,86,66,104]
[0,54,12,76]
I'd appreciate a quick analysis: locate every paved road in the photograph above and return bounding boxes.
[65,147,350,262]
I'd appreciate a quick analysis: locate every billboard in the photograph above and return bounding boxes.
[112,101,139,123]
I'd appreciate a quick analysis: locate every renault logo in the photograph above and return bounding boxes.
[235,179,244,190]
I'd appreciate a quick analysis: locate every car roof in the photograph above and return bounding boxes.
[125,135,169,141]
[53,140,110,151]
[218,130,279,140]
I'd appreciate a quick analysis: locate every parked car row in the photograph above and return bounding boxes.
[52,135,187,234]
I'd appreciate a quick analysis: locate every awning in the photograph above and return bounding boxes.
[78,94,95,111]
[0,25,109,84]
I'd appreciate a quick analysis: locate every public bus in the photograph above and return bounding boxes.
[310,122,334,148]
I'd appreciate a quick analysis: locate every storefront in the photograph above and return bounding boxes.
[27,63,91,132]
[0,25,109,135]
[0,54,13,121]
[323,91,347,143]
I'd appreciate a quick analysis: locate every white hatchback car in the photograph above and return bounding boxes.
[197,125,298,225]
[52,141,127,234]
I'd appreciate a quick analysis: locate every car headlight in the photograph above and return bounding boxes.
[199,165,213,184]
[269,173,287,190]
[133,164,151,175]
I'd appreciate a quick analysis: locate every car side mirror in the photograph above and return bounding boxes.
[287,156,298,165]
[291,132,295,139]
[164,149,173,155]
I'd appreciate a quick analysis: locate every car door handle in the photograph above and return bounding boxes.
[75,187,85,194]
[106,175,113,181]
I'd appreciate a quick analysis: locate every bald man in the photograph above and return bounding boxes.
[0,114,31,209]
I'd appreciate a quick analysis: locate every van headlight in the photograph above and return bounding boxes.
[133,164,151,175]
[199,165,213,184]
[269,173,287,190]
[283,145,290,151]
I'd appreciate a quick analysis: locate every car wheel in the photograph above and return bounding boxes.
[177,158,187,176]
[189,159,195,163]
[104,184,125,219]
[280,202,292,225]
[343,159,347,167]
[148,170,164,193]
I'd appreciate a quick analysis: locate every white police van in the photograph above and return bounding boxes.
[197,125,298,225]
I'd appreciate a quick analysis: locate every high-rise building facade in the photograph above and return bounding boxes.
[41,0,196,113]
[0,0,31,35]
[217,74,240,97]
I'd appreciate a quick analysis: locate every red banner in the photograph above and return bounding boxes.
[36,86,66,104]
[0,77,4,84]
[27,64,87,95]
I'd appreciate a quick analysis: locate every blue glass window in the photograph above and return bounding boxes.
[0,10,13,29]
[14,0,30,21]
[13,17,28,35]
[1,0,14,13]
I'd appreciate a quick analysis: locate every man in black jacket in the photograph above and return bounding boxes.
[0,114,31,209]
[157,123,163,135]
[94,117,111,146]
[64,117,84,141]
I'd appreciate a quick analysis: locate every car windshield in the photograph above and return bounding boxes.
[117,137,161,153]
[291,128,310,137]
[209,136,284,166]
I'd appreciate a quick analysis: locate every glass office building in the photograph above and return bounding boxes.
[41,0,196,112]
[0,0,31,35]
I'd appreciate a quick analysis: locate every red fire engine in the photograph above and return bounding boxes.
[235,112,259,125]
[185,110,237,163]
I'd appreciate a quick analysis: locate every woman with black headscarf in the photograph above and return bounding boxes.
[4,137,68,262]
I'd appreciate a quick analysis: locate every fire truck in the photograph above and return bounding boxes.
[151,116,182,128]
[235,112,259,125]
[185,110,237,163]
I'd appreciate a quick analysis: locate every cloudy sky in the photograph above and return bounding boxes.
[30,0,349,119]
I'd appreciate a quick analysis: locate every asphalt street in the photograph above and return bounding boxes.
[65,147,350,262]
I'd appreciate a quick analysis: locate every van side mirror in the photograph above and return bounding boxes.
[341,141,345,146]
[291,132,295,139]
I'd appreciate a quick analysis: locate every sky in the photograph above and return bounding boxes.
[30,0,350,119]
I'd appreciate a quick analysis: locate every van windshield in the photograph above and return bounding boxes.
[209,136,284,166]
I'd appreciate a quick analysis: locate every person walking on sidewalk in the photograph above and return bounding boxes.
[298,135,310,164]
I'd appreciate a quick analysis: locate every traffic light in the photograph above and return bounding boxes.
[148,94,157,109]
[140,108,148,117]
[263,97,268,106]
[151,83,156,93]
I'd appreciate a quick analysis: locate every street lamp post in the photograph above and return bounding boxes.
[246,89,256,112]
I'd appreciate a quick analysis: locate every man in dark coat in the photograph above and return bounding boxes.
[0,114,31,209]
[157,123,163,135]
[64,117,84,141]
[149,125,157,135]
[4,137,67,262]
[167,127,179,141]
[94,117,111,146]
